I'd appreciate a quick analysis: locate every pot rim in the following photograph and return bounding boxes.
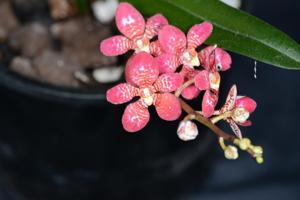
[0,63,109,103]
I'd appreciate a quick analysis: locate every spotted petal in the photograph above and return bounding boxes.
[154,73,183,92]
[202,90,218,118]
[235,96,257,113]
[100,35,132,56]
[158,25,186,54]
[198,45,216,70]
[181,85,200,100]
[115,3,145,39]
[106,83,138,104]
[227,119,242,139]
[220,84,237,113]
[187,22,213,49]
[155,53,180,73]
[180,65,199,80]
[125,52,159,87]
[154,93,181,121]
[122,100,150,132]
[149,40,164,56]
[145,14,168,39]
[194,70,210,91]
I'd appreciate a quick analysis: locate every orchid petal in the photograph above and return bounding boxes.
[122,100,150,132]
[227,119,243,139]
[235,96,257,113]
[198,45,216,70]
[145,14,169,39]
[106,83,138,104]
[115,3,145,39]
[125,52,159,87]
[158,25,186,54]
[194,70,210,91]
[154,93,181,121]
[238,120,252,127]
[180,65,200,80]
[187,22,213,49]
[202,90,218,118]
[155,53,180,74]
[215,48,232,71]
[100,35,132,56]
[221,84,237,113]
[154,73,183,92]
[181,85,200,100]
[149,40,164,56]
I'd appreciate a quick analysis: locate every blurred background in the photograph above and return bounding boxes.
[0,0,299,199]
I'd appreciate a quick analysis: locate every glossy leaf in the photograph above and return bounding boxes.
[125,0,300,69]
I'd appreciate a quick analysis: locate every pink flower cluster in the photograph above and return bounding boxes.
[100,2,255,134]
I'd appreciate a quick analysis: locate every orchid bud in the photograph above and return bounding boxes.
[224,145,239,160]
[256,156,264,164]
[239,138,251,150]
[253,146,263,155]
[177,120,198,141]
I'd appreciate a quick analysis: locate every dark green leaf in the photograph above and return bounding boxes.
[75,0,89,14]
[125,0,300,69]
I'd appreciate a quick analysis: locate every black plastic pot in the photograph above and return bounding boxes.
[0,50,216,200]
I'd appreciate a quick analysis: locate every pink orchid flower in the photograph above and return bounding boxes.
[106,52,183,132]
[100,3,168,56]
[194,70,221,118]
[220,85,257,138]
[180,46,232,117]
[155,22,213,74]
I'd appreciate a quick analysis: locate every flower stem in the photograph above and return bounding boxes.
[219,137,227,150]
[211,111,232,124]
[179,98,264,164]
[175,79,195,97]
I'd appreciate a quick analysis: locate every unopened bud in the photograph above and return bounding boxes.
[239,138,251,150]
[177,120,198,141]
[253,146,263,155]
[256,156,264,164]
[224,145,239,160]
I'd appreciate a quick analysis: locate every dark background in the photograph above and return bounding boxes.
[0,0,299,199]
[183,0,300,199]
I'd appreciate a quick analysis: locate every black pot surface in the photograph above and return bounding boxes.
[0,57,216,200]
[0,84,215,200]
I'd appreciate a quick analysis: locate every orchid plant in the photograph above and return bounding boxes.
[100,2,265,163]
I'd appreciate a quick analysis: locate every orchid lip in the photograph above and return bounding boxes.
[232,107,250,123]
[140,87,154,106]
[182,51,200,67]
[135,38,150,53]
[209,72,220,91]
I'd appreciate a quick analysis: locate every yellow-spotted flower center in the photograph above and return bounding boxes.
[140,87,154,106]
[232,107,250,123]
[209,72,221,91]
[135,38,150,53]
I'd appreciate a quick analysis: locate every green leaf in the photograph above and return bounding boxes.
[75,0,89,14]
[125,0,300,70]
